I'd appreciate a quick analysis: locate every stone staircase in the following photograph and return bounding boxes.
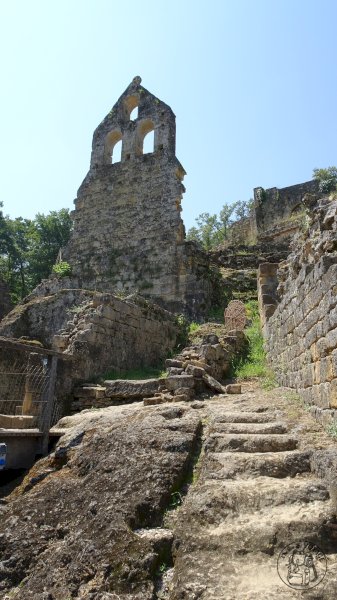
[169,386,337,600]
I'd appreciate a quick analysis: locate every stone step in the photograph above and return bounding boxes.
[204,450,312,480]
[211,422,288,435]
[176,552,337,600]
[204,500,330,554]
[171,550,337,599]
[187,478,328,522]
[205,433,298,453]
[213,411,279,424]
[0,414,36,429]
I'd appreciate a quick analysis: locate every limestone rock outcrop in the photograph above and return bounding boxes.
[0,402,201,599]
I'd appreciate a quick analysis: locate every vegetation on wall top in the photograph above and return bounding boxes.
[313,166,337,194]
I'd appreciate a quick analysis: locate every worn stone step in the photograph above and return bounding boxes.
[211,422,288,435]
[213,411,279,424]
[204,450,312,480]
[204,500,330,554]
[174,552,337,600]
[205,433,298,453]
[171,551,337,600]
[187,478,328,522]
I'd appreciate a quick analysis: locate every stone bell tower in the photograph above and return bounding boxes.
[63,77,212,317]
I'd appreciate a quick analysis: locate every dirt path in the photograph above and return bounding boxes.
[164,382,337,599]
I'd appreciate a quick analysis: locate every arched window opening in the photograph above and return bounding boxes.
[143,129,154,154]
[130,106,138,121]
[124,95,139,120]
[104,130,122,164]
[112,139,122,163]
[136,119,155,155]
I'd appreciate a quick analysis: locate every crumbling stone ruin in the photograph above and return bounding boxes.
[253,178,321,242]
[210,241,289,303]
[58,76,213,318]
[0,290,180,414]
[222,178,322,251]
[72,324,246,412]
[259,194,337,426]
[0,77,223,413]
[208,179,322,304]
[3,128,337,598]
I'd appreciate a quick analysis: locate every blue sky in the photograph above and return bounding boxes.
[1,0,336,231]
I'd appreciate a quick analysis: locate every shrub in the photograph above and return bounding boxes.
[313,166,337,194]
[175,314,189,350]
[52,261,72,277]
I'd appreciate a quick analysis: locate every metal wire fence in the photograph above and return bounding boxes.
[0,339,61,433]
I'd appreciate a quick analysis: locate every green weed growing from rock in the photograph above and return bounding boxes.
[230,300,275,383]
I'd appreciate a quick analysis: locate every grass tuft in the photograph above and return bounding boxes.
[327,422,337,439]
[231,300,275,381]
[189,322,200,334]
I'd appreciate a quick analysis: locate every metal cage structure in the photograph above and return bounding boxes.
[0,338,65,454]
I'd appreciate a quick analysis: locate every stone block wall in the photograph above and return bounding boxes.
[253,179,320,239]
[56,292,179,381]
[261,197,337,424]
[257,263,279,335]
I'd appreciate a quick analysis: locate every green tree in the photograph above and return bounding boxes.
[187,202,244,250]
[194,213,222,250]
[0,216,34,301]
[0,206,73,303]
[313,166,337,193]
[0,202,13,255]
[219,204,236,239]
[28,209,73,287]
[186,226,201,244]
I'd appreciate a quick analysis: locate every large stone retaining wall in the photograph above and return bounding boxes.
[260,197,337,425]
[56,292,179,380]
[0,290,179,412]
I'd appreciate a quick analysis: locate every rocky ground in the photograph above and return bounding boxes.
[1,382,337,599]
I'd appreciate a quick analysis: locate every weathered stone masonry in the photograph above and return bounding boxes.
[0,78,217,412]
[260,197,337,426]
[0,289,179,407]
[61,76,212,318]
[253,179,320,238]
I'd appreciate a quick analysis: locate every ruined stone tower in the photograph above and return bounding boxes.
[63,77,211,316]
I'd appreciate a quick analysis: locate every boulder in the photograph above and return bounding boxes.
[165,358,184,368]
[185,364,205,378]
[226,383,242,394]
[164,375,195,391]
[202,372,227,394]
